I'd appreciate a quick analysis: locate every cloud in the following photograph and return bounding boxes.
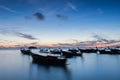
[54,34,120,48]
[14,32,37,40]
[33,12,45,20]
[56,14,68,20]
[92,34,120,44]
[30,42,38,45]
[55,40,120,48]
[92,34,109,43]
[0,5,17,13]
[67,2,78,11]
[0,30,37,40]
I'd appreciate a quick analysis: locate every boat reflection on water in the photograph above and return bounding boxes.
[29,61,72,80]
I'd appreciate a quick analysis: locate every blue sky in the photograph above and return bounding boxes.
[0,0,120,48]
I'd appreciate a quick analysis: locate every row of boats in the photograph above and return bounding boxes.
[39,47,120,55]
[20,47,120,66]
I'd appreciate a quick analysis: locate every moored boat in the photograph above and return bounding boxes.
[20,48,31,55]
[99,49,120,55]
[30,52,67,65]
[68,48,82,56]
[60,49,74,58]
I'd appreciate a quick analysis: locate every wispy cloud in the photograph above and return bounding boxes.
[56,14,68,20]
[0,30,37,40]
[14,32,37,40]
[67,2,78,11]
[33,12,45,20]
[92,34,109,43]
[54,40,120,48]
[0,5,17,13]
[54,34,120,48]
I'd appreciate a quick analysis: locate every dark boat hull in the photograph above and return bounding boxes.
[68,50,82,56]
[61,51,74,58]
[99,50,120,55]
[50,51,61,54]
[99,50,111,54]
[80,49,97,53]
[31,53,66,65]
[111,49,120,54]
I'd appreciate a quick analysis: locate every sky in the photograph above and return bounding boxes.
[0,0,120,48]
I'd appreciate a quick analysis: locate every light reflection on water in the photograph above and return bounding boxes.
[0,49,120,80]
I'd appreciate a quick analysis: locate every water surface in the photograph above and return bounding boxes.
[0,49,120,80]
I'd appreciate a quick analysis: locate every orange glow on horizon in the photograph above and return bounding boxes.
[0,41,120,48]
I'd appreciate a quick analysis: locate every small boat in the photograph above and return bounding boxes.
[99,49,120,55]
[60,49,74,58]
[50,48,74,58]
[30,52,67,65]
[20,48,31,55]
[99,48,120,55]
[108,47,120,54]
[99,49,111,54]
[110,49,120,54]
[68,48,82,56]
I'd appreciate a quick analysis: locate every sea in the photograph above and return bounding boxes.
[0,49,120,80]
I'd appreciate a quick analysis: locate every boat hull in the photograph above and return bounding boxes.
[31,53,66,65]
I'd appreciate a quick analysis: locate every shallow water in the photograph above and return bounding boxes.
[0,49,120,80]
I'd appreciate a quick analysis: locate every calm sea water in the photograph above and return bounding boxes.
[0,49,120,80]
